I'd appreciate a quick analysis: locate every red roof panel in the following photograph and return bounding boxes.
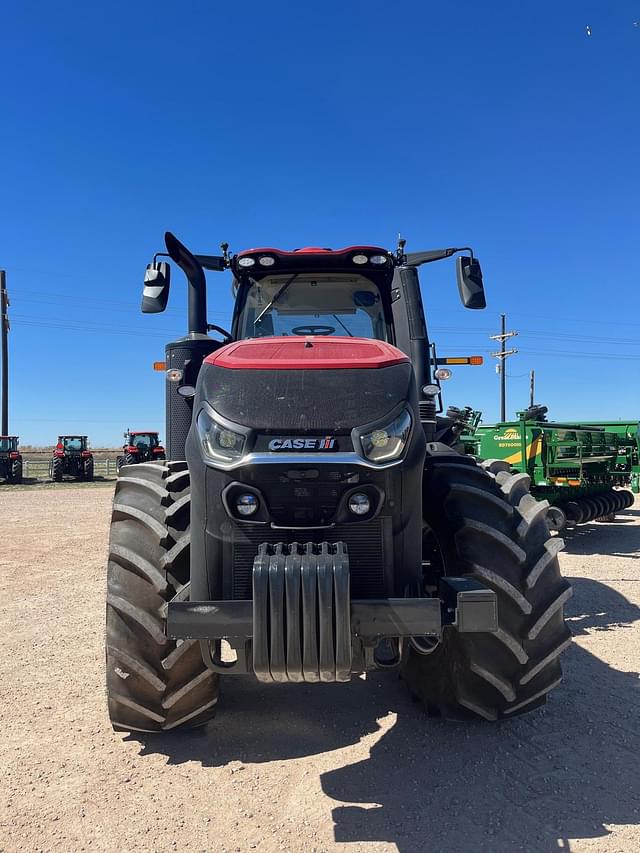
[205,337,409,370]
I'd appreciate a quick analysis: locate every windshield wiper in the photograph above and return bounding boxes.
[254,274,299,326]
[332,314,354,337]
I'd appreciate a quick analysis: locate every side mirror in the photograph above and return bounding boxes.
[142,262,171,313]
[456,256,486,310]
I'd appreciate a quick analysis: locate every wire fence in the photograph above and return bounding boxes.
[21,458,119,480]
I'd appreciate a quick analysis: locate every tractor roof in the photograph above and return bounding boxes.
[58,435,87,439]
[129,431,159,436]
[238,245,389,256]
[232,246,394,277]
[0,435,18,440]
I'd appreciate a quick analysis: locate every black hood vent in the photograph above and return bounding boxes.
[197,363,414,431]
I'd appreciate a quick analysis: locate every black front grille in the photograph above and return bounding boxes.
[239,463,375,527]
[260,478,344,527]
[231,518,389,600]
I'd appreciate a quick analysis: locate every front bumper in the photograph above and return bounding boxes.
[167,542,497,682]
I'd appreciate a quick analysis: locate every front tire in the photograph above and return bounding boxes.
[105,461,219,732]
[402,458,572,720]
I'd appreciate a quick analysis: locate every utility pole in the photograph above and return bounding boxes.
[1,271,9,435]
[490,313,518,422]
[529,369,535,408]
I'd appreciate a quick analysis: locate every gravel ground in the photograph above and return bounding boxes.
[0,486,638,853]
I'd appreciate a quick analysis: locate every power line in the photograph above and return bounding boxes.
[509,310,640,331]
[9,288,232,319]
[515,347,640,361]
[432,325,640,347]
[11,316,178,339]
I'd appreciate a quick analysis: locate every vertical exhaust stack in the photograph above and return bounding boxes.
[163,232,220,460]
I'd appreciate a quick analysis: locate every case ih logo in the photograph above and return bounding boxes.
[268,437,336,451]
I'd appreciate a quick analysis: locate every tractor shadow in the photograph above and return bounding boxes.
[560,507,640,558]
[320,578,640,853]
[130,578,640,853]
[1,477,115,489]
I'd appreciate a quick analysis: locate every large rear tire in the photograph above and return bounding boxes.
[105,461,219,732]
[401,458,572,720]
[51,456,63,482]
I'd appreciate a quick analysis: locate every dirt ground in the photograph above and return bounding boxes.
[0,487,638,853]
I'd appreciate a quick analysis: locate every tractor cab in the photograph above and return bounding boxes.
[51,436,93,482]
[0,436,22,484]
[231,247,394,342]
[128,431,161,450]
[142,235,486,459]
[117,430,166,469]
[0,435,20,454]
[58,435,88,453]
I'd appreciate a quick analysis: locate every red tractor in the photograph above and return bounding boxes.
[0,436,23,483]
[116,430,166,470]
[50,435,94,481]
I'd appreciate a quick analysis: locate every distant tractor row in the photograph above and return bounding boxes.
[0,430,164,484]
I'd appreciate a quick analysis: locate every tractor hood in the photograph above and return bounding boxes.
[195,336,415,431]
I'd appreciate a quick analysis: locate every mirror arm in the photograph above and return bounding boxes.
[195,254,228,272]
[405,247,474,267]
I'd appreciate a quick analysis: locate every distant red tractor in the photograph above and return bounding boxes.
[116,430,166,470]
[0,436,23,484]
[50,435,94,481]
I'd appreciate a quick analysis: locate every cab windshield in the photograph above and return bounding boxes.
[131,433,158,449]
[0,438,15,452]
[62,437,84,451]
[235,274,388,341]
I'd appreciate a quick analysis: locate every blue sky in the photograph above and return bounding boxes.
[1,1,639,446]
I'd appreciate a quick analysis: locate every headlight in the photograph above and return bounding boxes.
[348,493,371,515]
[236,494,259,516]
[196,409,246,463]
[359,409,412,463]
